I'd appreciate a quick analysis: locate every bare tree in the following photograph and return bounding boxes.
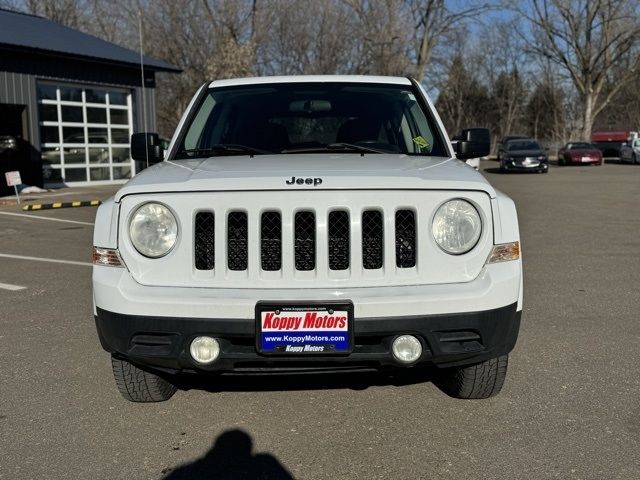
[259,0,359,75]
[526,77,565,143]
[24,0,89,28]
[522,0,640,140]
[126,0,260,134]
[406,0,494,82]
[436,54,492,134]
[19,0,629,147]
[475,19,530,146]
[343,0,412,75]
[595,73,640,131]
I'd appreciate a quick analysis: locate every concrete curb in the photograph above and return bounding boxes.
[22,200,101,211]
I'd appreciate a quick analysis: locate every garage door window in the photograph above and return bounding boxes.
[37,82,134,184]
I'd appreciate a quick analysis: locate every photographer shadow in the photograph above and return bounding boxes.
[163,429,294,480]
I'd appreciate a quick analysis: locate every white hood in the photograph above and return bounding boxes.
[116,154,495,201]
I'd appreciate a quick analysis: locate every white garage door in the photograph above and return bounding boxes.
[38,82,135,185]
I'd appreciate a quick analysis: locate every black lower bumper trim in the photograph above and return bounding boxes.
[95,304,521,374]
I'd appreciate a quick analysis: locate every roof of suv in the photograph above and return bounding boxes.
[209,75,413,88]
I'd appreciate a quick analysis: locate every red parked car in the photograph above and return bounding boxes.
[557,142,603,166]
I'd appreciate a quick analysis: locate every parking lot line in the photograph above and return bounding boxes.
[0,253,91,267]
[0,282,27,291]
[0,211,94,226]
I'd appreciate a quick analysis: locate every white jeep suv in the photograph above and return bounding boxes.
[92,76,522,402]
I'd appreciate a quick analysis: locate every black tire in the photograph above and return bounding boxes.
[111,357,177,402]
[436,354,508,399]
[634,153,639,165]
[500,160,506,172]
[558,156,564,166]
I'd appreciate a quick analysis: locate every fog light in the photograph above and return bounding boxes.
[190,336,220,364]
[391,335,422,364]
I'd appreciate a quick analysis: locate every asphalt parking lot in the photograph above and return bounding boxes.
[1,161,639,479]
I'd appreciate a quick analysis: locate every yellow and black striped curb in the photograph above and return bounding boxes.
[22,200,101,211]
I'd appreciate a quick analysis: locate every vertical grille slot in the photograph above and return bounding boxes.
[395,209,416,268]
[227,211,248,271]
[328,210,350,270]
[295,211,315,271]
[194,212,215,270]
[261,211,281,271]
[362,210,383,269]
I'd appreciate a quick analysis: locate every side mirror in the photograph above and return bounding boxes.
[131,133,163,164]
[455,128,490,160]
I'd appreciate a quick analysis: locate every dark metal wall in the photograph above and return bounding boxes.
[0,70,38,145]
[0,49,158,185]
[0,71,159,148]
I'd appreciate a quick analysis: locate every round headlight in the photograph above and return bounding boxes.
[432,199,482,255]
[129,202,178,258]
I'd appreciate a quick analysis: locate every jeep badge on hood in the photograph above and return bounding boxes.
[286,176,323,186]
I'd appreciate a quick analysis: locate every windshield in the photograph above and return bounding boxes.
[508,140,541,151]
[174,83,446,158]
[568,142,594,150]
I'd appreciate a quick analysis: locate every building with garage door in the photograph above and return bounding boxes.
[0,8,180,194]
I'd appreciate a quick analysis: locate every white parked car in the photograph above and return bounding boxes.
[92,76,523,402]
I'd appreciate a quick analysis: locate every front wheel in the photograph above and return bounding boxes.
[111,357,177,402]
[436,354,508,399]
[633,153,639,165]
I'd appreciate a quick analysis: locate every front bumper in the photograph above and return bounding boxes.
[95,303,521,374]
[93,260,522,374]
[503,160,549,171]
[566,157,601,165]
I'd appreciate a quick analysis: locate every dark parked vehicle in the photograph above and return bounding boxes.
[497,135,528,162]
[500,139,549,173]
[557,142,602,166]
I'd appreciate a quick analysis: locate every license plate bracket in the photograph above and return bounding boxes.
[255,301,354,356]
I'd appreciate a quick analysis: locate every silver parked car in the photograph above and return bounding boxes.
[619,137,640,164]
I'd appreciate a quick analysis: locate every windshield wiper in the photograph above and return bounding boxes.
[328,143,388,153]
[176,144,269,158]
[283,143,387,154]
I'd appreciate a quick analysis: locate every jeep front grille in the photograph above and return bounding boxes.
[194,212,215,270]
[362,210,384,269]
[194,206,417,274]
[294,211,316,271]
[227,211,248,271]
[261,211,281,271]
[328,210,350,270]
[125,190,493,289]
[395,209,416,268]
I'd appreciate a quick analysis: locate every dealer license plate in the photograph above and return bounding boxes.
[581,156,591,162]
[256,302,353,355]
